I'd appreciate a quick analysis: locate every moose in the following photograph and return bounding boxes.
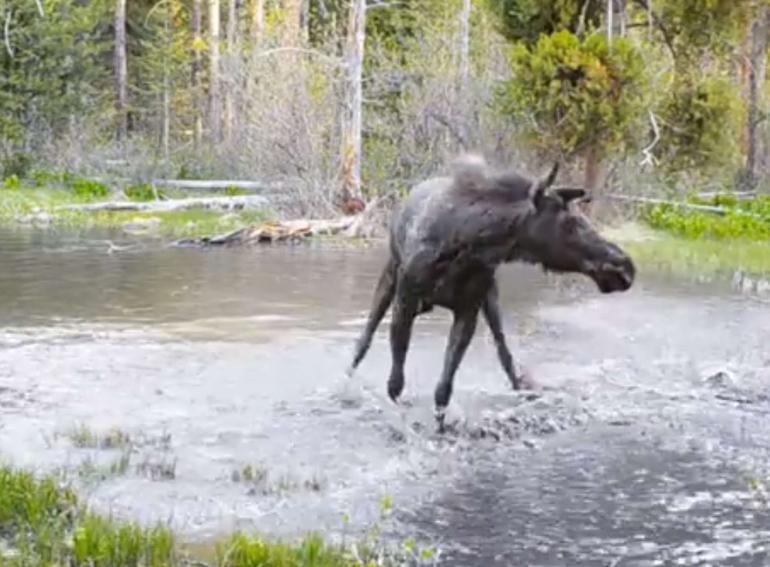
[347,154,636,432]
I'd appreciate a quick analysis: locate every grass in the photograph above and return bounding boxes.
[0,464,439,566]
[231,465,326,495]
[641,193,770,240]
[0,183,273,239]
[603,221,770,278]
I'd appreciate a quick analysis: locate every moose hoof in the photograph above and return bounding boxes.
[387,379,404,403]
[434,406,447,434]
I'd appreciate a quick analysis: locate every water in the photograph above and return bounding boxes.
[1,226,769,565]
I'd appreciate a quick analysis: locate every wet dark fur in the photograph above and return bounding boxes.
[347,155,635,431]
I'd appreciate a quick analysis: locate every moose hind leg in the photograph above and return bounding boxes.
[434,307,479,432]
[482,281,520,390]
[388,291,418,403]
[348,257,396,376]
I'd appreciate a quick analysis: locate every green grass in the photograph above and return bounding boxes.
[642,194,770,240]
[605,222,770,277]
[0,464,438,566]
[0,184,273,239]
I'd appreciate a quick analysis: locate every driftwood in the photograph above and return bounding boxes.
[174,217,357,247]
[58,195,269,213]
[605,194,762,218]
[151,179,275,192]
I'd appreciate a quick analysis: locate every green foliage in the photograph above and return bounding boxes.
[486,0,603,44]
[650,0,755,62]
[655,74,745,172]
[126,184,162,202]
[643,195,770,240]
[500,30,646,157]
[0,0,112,149]
[1,153,33,178]
[3,175,21,190]
[71,178,110,200]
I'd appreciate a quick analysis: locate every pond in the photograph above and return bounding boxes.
[0,226,769,566]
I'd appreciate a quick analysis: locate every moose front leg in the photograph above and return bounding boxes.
[482,280,520,391]
[434,307,479,433]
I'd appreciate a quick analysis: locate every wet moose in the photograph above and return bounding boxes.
[349,154,636,431]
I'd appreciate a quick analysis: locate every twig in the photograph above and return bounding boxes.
[34,0,45,18]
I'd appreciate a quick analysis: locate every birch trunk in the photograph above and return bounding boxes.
[339,0,366,201]
[114,0,128,143]
[283,0,302,47]
[224,0,238,142]
[251,0,264,44]
[192,0,203,148]
[209,0,222,142]
[457,0,471,148]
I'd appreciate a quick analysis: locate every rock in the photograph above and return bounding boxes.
[704,370,735,389]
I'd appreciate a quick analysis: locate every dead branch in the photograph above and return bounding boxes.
[639,111,660,168]
[174,216,358,247]
[58,195,269,213]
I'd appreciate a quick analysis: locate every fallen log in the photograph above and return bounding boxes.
[58,195,270,213]
[150,179,276,193]
[173,217,357,247]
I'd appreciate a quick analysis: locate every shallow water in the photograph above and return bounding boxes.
[1,226,769,565]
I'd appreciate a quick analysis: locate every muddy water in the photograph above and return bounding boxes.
[1,227,770,566]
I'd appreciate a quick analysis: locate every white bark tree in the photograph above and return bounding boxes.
[339,0,366,202]
[192,0,203,147]
[209,0,222,142]
[224,0,239,142]
[114,0,128,142]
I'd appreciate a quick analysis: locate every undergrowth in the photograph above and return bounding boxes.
[0,465,439,566]
[642,194,770,240]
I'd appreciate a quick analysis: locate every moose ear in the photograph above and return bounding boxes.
[529,161,559,209]
[552,186,588,204]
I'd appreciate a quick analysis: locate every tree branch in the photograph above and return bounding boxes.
[630,0,676,59]
[3,11,13,58]
[639,111,660,167]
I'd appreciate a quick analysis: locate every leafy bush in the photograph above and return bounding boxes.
[499,30,646,158]
[655,74,744,173]
[71,178,110,200]
[3,174,21,190]
[125,184,162,202]
[1,153,33,178]
[643,195,770,240]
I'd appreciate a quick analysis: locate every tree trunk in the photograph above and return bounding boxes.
[224,0,238,143]
[339,0,366,203]
[192,0,203,149]
[161,0,171,166]
[114,0,128,143]
[584,145,604,192]
[209,0,222,143]
[741,7,770,190]
[251,0,264,44]
[456,0,471,148]
[283,0,302,47]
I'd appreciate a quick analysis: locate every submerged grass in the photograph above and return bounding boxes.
[0,465,438,566]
